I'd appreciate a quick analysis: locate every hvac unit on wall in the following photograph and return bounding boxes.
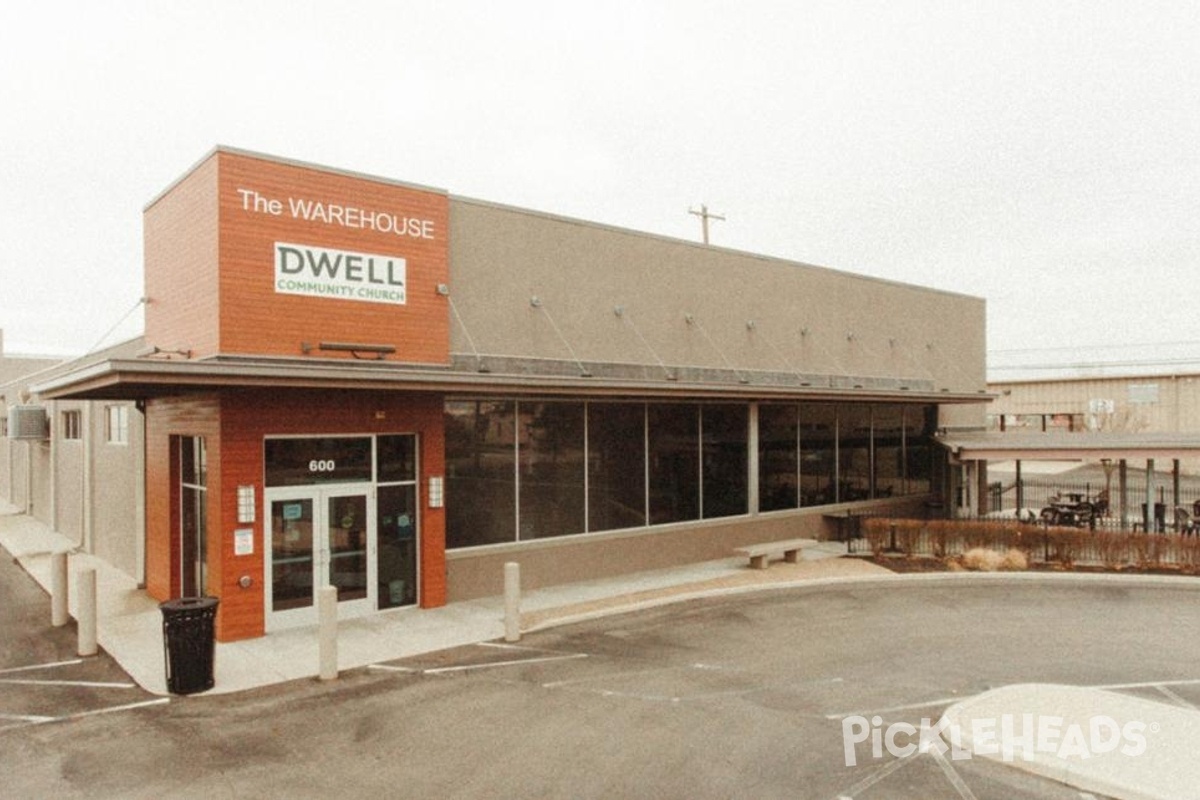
[7,405,48,440]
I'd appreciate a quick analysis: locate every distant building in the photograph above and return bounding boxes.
[987,372,1200,473]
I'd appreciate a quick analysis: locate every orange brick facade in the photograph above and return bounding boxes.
[146,150,450,364]
[144,390,446,641]
[141,151,452,641]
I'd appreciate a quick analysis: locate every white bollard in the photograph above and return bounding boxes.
[318,585,338,681]
[77,567,98,657]
[51,551,69,627]
[504,561,521,643]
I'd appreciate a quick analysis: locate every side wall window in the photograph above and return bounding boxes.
[178,436,208,597]
[61,410,82,440]
[106,405,129,444]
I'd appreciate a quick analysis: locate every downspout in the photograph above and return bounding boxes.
[135,403,147,587]
[48,400,57,526]
[82,403,94,553]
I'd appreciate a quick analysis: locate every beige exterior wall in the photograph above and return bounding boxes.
[1,347,144,582]
[50,400,86,545]
[448,198,987,413]
[448,496,929,602]
[90,402,144,578]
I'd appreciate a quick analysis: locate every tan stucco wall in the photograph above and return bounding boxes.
[446,496,929,602]
[447,198,987,401]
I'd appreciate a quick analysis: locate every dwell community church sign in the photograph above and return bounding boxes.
[275,242,407,305]
[236,185,439,306]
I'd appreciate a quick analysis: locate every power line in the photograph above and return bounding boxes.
[990,339,1200,356]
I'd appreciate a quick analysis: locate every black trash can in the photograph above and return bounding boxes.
[160,596,219,695]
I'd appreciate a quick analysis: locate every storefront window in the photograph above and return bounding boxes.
[800,404,837,506]
[443,397,939,549]
[377,434,417,483]
[264,437,372,486]
[647,404,700,525]
[588,403,647,532]
[519,402,586,539]
[758,404,799,512]
[905,405,935,495]
[445,401,516,548]
[702,404,748,518]
[377,483,417,608]
[873,405,905,498]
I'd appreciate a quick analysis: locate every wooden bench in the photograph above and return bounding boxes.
[733,538,819,570]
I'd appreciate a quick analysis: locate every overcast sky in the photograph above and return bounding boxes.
[2,2,1198,377]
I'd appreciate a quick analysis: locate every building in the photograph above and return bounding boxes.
[989,373,1200,443]
[935,372,1200,525]
[5,147,989,641]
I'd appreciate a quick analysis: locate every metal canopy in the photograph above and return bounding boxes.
[937,431,1200,462]
[31,353,991,405]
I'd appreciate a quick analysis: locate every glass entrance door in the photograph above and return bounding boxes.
[267,486,375,630]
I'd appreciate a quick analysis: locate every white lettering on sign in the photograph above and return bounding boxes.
[276,242,406,305]
[238,187,436,240]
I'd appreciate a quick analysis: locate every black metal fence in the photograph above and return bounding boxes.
[979,472,1200,533]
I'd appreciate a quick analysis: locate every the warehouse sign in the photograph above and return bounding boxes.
[275,242,406,305]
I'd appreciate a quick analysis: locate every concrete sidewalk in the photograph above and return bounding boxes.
[0,503,887,696]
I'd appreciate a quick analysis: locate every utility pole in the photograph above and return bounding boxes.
[688,204,725,245]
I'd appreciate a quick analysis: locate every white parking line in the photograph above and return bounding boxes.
[1090,677,1200,691]
[824,696,966,721]
[0,659,84,675]
[0,679,136,689]
[476,642,576,655]
[59,698,170,721]
[423,653,588,675]
[0,712,56,723]
[836,752,915,797]
[928,745,979,800]
[1153,684,1197,710]
[0,698,170,733]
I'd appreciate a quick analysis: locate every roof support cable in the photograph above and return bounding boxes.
[746,320,809,386]
[614,306,675,380]
[798,327,849,388]
[447,295,489,372]
[530,297,592,377]
[888,338,937,390]
[684,313,749,385]
[926,341,986,394]
[843,331,896,386]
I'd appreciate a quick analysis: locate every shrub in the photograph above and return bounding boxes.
[862,517,891,558]
[1001,548,1028,570]
[961,548,1004,571]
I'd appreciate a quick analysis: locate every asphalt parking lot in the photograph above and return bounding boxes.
[0,551,163,736]
[7,562,1200,798]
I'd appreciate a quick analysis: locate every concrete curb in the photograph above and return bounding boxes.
[521,568,1200,635]
[938,683,1200,800]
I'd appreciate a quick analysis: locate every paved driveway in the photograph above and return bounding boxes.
[8,576,1200,798]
